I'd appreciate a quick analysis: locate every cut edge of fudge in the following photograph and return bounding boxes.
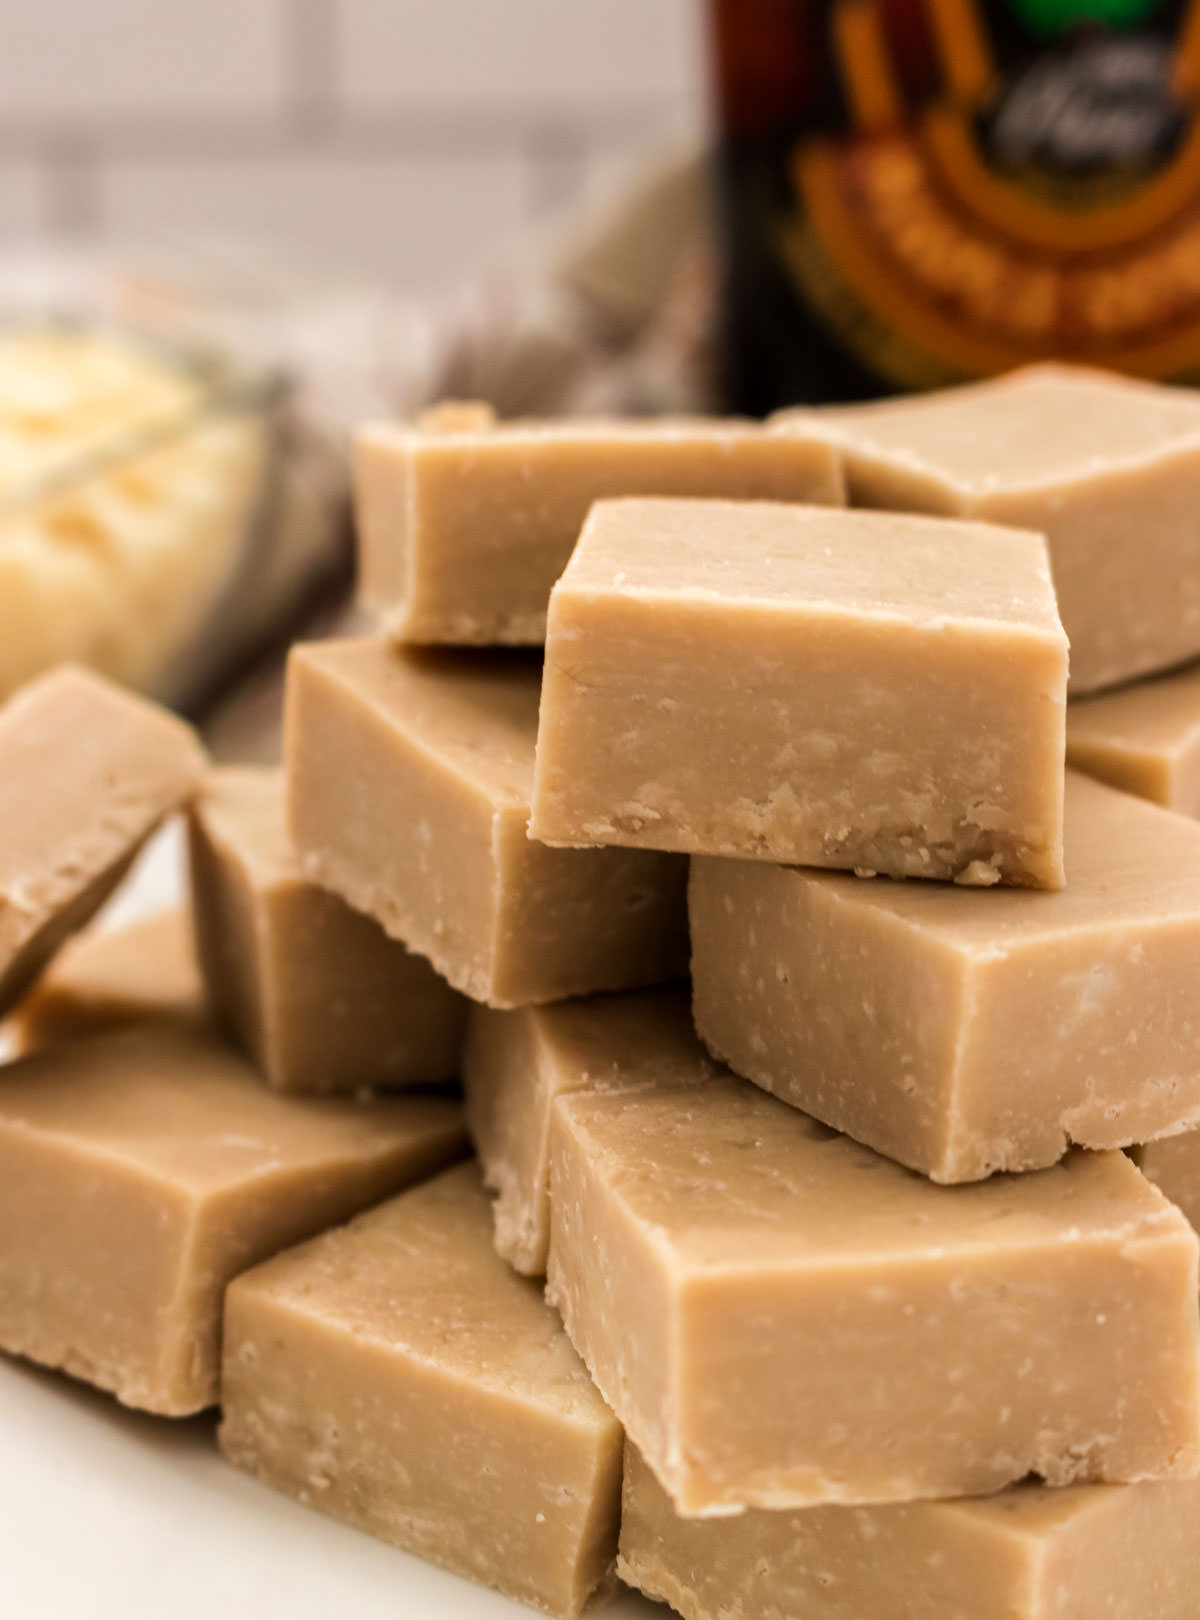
[547,1074,1200,1516]
[219,1162,623,1617]
[771,364,1200,500]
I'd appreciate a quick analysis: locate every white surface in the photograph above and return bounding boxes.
[0,824,656,1620]
[0,1358,656,1619]
[100,816,189,931]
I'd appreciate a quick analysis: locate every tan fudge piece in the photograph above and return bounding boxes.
[1068,663,1200,816]
[620,1442,1200,1620]
[414,399,498,434]
[1138,1133,1200,1239]
[189,766,467,1093]
[691,772,1200,1183]
[0,664,205,1016]
[0,1025,465,1414]
[221,1162,622,1619]
[530,498,1067,887]
[547,1069,1200,1515]
[286,639,687,1006]
[355,409,843,645]
[463,989,716,1275]
[14,908,206,1051]
[775,364,1200,695]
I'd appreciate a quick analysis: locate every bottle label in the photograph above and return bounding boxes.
[786,0,1200,385]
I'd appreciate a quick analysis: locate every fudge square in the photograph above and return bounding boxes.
[547,1070,1200,1516]
[221,1162,623,1619]
[620,1442,1200,1620]
[463,988,720,1275]
[355,404,843,645]
[189,766,467,1093]
[0,1025,465,1414]
[14,908,207,1052]
[1138,1131,1200,1241]
[0,663,205,1016]
[1069,662,1200,818]
[529,498,1067,887]
[286,639,687,1006]
[691,772,1200,1184]
[773,364,1200,694]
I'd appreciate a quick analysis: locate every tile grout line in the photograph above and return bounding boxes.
[0,97,692,163]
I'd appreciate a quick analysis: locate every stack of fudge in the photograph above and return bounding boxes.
[9,366,1200,1619]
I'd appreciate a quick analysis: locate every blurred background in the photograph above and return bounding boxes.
[15,2,1190,745]
[0,0,704,285]
[0,2,714,743]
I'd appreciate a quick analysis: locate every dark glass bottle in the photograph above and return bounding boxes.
[711,0,1200,411]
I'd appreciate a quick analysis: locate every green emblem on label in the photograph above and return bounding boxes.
[1010,0,1161,34]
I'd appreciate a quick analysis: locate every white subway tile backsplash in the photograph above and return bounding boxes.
[0,0,287,121]
[100,150,530,285]
[337,0,704,113]
[0,1,709,294]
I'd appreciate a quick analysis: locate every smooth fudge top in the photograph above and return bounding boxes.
[787,771,1200,954]
[554,497,1063,638]
[0,663,206,1014]
[413,399,499,433]
[1069,666,1200,773]
[775,365,1200,497]
[15,908,205,1049]
[0,664,204,917]
[0,1024,465,1198]
[194,766,298,886]
[0,665,205,882]
[234,1160,613,1428]
[619,1443,1200,1620]
[511,989,717,1096]
[366,410,837,453]
[290,640,542,812]
[465,989,721,1273]
[558,1075,1180,1274]
[355,404,844,648]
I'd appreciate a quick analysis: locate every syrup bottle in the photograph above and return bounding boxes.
[712,0,1200,408]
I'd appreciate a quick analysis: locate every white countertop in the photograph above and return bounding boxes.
[0,823,655,1620]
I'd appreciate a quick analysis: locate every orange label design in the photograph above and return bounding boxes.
[789,0,1200,386]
